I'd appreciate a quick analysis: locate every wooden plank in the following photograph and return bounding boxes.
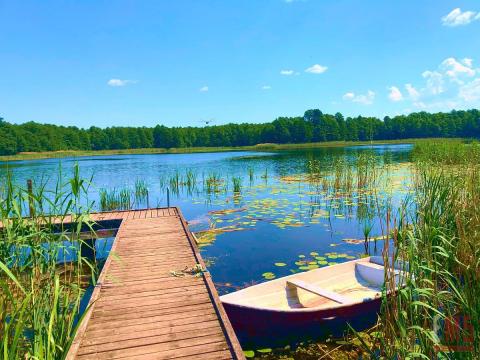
[78,337,229,359]
[80,319,222,348]
[66,207,244,360]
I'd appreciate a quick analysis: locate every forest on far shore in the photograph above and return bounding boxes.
[0,109,479,155]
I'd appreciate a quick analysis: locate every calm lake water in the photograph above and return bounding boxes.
[0,144,413,294]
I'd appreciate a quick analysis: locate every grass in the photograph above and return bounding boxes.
[0,138,444,162]
[0,165,99,359]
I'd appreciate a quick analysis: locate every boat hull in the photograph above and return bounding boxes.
[223,297,381,347]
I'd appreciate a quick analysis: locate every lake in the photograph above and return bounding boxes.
[0,144,413,295]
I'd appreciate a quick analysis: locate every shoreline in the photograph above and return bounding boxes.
[0,138,451,162]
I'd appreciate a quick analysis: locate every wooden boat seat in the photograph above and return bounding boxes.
[286,279,352,304]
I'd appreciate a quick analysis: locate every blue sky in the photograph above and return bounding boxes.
[1,0,480,128]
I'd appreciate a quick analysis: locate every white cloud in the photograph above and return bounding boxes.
[199,86,209,92]
[388,86,403,102]
[395,56,480,112]
[405,84,420,100]
[305,64,328,74]
[343,90,375,105]
[280,69,294,75]
[422,70,445,95]
[440,57,475,81]
[107,79,136,87]
[442,8,479,27]
[459,78,480,101]
[463,58,474,68]
[261,85,272,90]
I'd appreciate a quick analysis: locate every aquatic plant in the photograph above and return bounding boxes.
[358,144,480,358]
[134,179,149,205]
[0,165,98,359]
[99,187,132,211]
[232,176,242,194]
[248,167,254,184]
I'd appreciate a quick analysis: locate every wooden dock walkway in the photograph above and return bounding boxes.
[66,207,244,360]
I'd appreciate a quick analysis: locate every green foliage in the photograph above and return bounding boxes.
[367,148,480,358]
[1,109,479,155]
[0,167,98,359]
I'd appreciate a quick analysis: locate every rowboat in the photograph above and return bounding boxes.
[220,256,406,346]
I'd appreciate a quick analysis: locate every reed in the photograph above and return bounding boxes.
[232,176,242,194]
[134,179,149,204]
[0,164,98,359]
[360,142,480,358]
[99,187,132,211]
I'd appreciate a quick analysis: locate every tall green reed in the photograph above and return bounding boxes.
[365,142,480,358]
[0,164,98,359]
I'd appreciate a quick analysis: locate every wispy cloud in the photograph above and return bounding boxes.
[343,90,375,105]
[405,84,420,100]
[261,85,272,90]
[388,86,403,102]
[107,79,136,87]
[280,69,294,75]
[441,8,480,27]
[305,64,328,74]
[199,85,209,92]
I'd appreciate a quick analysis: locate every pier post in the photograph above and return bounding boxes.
[27,179,35,217]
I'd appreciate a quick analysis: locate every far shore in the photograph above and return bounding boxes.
[0,138,454,162]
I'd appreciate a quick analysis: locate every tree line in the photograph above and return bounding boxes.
[0,109,479,155]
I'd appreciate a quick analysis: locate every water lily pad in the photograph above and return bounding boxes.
[262,272,275,280]
[318,260,328,265]
[298,255,305,258]
[328,254,338,259]
[274,262,287,267]
[328,262,337,266]
[295,261,306,266]
[257,348,272,353]
[298,266,310,271]
[315,256,326,261]
[310,251,319,256]
[244,350,255,358]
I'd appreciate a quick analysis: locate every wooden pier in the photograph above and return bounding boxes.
[66,207,244,360]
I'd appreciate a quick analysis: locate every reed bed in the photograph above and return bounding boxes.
[99,187,132,211]
[362,142,480,358]
[0,165,98,359]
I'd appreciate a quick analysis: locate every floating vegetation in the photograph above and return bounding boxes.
[262,272,275,280]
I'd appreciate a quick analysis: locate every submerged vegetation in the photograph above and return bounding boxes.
[0,165,99,359]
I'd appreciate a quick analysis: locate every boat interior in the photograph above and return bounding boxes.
[221,257,407,311]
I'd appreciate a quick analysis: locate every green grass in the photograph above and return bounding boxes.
[0,138,447,162]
